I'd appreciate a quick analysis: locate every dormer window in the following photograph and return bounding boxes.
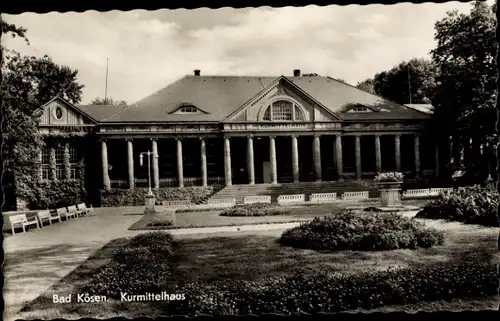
[180,106,198,113]
[345,105,373,113]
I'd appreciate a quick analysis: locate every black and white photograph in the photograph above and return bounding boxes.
[1,1,498,320]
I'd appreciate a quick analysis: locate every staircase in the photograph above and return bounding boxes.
[207,180,381,204]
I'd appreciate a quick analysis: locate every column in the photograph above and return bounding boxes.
[200,138,208,187]
[224,136,232,186]
[50,146,57,180]
[313,135,322,182]
[101,140,110,189]
[335,135,343,180]
[247,136,255,184]
[395,135,401,172]
[291,135,299,183]
[269,136,278,184]
[355,135,361,180]
[414,135,421,176]
[127,139,134,189]
[434,140,440,178]
[176,138,184,188]
[375,135,381,173]
[151,139,159,189]
[64,142,71,180]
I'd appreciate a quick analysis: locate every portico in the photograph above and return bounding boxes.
[99,124,436,189]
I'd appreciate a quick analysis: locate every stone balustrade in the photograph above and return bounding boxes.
[309,192,338,203]
[243,196,272,204]
[277,194,306,204]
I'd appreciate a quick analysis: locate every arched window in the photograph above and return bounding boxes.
[263,100,305,121]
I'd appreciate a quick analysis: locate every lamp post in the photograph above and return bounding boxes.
[139,150,158,213]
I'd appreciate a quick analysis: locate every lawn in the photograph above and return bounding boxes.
[19,216,499,319]
[128,203,341,230]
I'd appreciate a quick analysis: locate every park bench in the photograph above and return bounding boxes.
[67,205,83,218]
[77,203,93,216]
[57,207,76,221]
[37,209,61,226]
[9,213,40,234]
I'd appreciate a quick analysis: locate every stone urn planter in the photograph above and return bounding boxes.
[378,181,403,207]
[374,172,404,208]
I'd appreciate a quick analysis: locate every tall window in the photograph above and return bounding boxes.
[41,146,50,180]
[55,145,64,180]
[69,145,79,179]
[263,100,305,121]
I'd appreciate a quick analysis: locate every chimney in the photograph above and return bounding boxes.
[194,69,201,76]
[293,69,301,77]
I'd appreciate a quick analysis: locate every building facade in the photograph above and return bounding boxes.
[36,70,444,205]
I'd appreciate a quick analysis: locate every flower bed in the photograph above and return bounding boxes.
[169,263,497,315]
[220,203,291,217]
[415,186,499,227]
[81,232,174,298]
[374,172,404,183]
[280,209,445,251]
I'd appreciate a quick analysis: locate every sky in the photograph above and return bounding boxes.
[2,2,489,105]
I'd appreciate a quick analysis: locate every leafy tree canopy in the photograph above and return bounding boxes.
[355,78,375,94]
[430,0,497,146]
[90,97,127,106]
[2,20,85,209]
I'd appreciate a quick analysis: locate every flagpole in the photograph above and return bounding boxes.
[105,58,109,101]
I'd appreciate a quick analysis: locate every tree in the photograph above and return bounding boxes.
[1,20,85,210]
[372,58,438,104]
[90,97,127,106]
[431,0,497,147]
[355,78,375,94]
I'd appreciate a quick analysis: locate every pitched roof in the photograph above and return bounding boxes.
[102,75,430,123]
[405,104,434,115]
[76,105,129,121]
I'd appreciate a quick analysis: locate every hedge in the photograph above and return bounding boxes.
[168,263,498,315]
[280,209,445,251]
[82,232,174,298]
[416,186,499,227]
[99,187,215,207]
[220,203,291,217]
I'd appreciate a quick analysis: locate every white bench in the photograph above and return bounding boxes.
[67,205,83,218]
[341,191,369,201]
[207,198,236,208]
[243,196,272,204]
[402,189,431,199]
[309,192,337,203]
[9,213,40,234]
[77,203,93,215]
[277,194,305,205]
[57,207,76,220]
[37,210,61,226]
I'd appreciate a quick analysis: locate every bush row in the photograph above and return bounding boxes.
[82,232,174,298]
[169,263,498,315]
[280,210,445,251]
[220,203,291,217]
[99,187,215,207]
[24,180,87,209]
[416,186,499,227]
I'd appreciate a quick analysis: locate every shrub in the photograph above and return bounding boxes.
[280,209,444,251]
[220,203,291,217]
[82,232,174,298]
[99,187,215,207]
[168,263,498,315]
[416,186,499,227]
[147,217,175,227]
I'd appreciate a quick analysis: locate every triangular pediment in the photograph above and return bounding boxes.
[223,77,341,122]
[36,96,97,126]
